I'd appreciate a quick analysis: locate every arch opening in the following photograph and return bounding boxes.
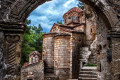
[0,0,120,80]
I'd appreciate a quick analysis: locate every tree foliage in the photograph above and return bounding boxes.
[77,1,84,10]
[57,20,63,24]
[21,20,45,65]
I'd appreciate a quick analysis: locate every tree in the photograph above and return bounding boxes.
[21,19,45,65]
[77,1,84,10]
[57,20,63,24]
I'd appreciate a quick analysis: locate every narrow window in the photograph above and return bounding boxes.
[78,17,80,22]
[65,18,68,23]
[91,28,92,33]
[72,16,76,22]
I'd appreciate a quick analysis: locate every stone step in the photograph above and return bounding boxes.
[79,67,97,80]
[79,74,97,78]
[80,71,97,75]
[81,69,96,71]
[81,67,97,71]
[78,77,97,80]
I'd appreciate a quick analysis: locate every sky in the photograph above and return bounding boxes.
[28,0,81,33]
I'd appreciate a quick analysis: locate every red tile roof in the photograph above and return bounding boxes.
[63,7,83,18]
[23,62,29,67]
[29,51,41,56]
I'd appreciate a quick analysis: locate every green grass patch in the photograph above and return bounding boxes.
[86,64,97,67]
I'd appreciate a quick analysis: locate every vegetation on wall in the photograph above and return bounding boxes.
[57,20,63,24]
[77,1,84,10]
[21,19,45,65]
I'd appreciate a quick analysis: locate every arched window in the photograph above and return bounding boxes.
[32,57,36,63]
[65,18,68,23]
[35,55,39,62]
[78,17,80,22]
[72,16,76,22]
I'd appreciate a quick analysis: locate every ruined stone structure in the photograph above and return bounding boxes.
[0,0,120,80]
[21,51,44,80]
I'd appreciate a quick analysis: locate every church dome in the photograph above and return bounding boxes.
[63,7,83,18]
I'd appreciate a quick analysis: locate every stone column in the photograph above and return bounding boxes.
[0,21,25,80]
[110,27,120,80]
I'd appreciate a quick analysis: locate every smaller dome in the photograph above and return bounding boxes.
[63,7,83,18]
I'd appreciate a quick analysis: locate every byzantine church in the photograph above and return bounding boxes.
[21,7,97,80]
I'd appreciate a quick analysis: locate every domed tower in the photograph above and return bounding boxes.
[29,51,42,64]
[63,7,85,25]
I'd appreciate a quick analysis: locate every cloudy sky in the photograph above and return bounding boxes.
[28,0,80,33]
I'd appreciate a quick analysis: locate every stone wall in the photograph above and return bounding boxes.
[43,33,57,72]
[90,11,112,80]
[74,24,85,32]
[85,5,97,46]
[21,61,44,80]
[53,35,70,80]
[70,32,85,78]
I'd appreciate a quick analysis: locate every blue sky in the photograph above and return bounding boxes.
[28,0,80,33]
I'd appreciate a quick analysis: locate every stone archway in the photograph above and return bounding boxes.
[0,0,120,80]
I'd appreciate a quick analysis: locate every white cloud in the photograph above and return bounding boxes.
[64,0,75,7]
[27,0,80,33]
[40,23,52,30]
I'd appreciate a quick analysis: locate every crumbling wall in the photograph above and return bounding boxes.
[85,4,112,80]
[90,13,112,80]
[21,61,44,80]
[85,5,97,46]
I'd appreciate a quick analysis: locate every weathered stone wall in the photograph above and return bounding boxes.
[70,33,85,79]
[74,24,85,32]
[85,5,97,46]
[90,13,112,80]
[21,61,44,80]
[53,35,70,80]
[111,38,120,80]
[43,33,57,72]
[96,16,111,80]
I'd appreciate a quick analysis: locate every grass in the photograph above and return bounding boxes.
[86,64,97,67]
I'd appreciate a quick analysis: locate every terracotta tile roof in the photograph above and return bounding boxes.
[23,62,29,67]
[43,32,58,36]
[53,33,71,37]
[63,7,83,18]
[22,60,43,68]
[29,51,41,56]
[54,23,74,28]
